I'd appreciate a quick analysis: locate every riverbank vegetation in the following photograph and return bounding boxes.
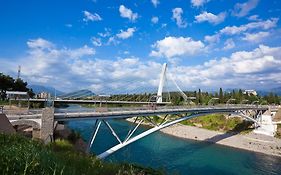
[0,133,163,175]
[180,114,253,133]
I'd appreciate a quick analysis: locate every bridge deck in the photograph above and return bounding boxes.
[16,99,171,105]
[6,105,268,121]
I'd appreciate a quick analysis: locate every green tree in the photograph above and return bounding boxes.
[219,88,224,103]
[0,73,34,100]
[198,89,202,104]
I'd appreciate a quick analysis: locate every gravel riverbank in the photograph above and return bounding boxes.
[126,118,281,157]
[160,124,281,157]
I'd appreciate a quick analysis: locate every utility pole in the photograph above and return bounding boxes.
[17,65,21,79]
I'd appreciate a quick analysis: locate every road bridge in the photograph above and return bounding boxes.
[15,99,171,105]
[5,104,272,159]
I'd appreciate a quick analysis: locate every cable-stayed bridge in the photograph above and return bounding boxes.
[4,63,281,159]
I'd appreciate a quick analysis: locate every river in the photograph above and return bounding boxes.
[67,118,281,175]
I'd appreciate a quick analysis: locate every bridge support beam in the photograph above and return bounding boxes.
[41,107,54,143]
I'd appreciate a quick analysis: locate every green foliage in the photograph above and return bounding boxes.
[0,134,164,175]
[0,73,35,100]
[67,130,82,144]
[181,114,253,133]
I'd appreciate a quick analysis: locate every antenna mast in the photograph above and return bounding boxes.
[17,65,21,79]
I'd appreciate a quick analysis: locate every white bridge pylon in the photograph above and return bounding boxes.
[156,63,189,103]
[157,63,167,103]
[85,108,264,159]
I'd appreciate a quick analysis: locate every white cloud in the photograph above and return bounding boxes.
[1,39,281,92]
[107,36,119,45]
[116,28,136,39]
[91,37,102,46]
[232,0,259,17]
[83,11,102,22]
[220,18,278,35]
[27,38,54,50]
[151,16,159,24]
[195,11,226,25]
[204,34,220,43]
[248,15,261,21]
[172,8,187,28]
[242,31,270,43]
[119,5,138,22]
[150,36,205,58]
[151,0,159,7]
[223,39,235,50]
[65,45,95,58]
[191,0,209,7]
[98,28,111,38]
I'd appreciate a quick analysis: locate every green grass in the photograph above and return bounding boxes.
[0,100,9,105]
[180,114,253,133]
[0,133,164,175]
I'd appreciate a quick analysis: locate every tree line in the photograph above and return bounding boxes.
[0,73,34,100]
[105,88,280,105]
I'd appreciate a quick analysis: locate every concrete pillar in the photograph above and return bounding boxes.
[32,128,41,139]
[41,107,54,143]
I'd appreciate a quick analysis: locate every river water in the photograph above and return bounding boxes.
[67,118,281,175]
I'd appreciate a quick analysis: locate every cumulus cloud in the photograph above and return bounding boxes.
[242,31,270,43]
[170,45,281,89]
[151,0,159,7]
[119,5,138,22]
[116,28,136,39]
[83,11,102,22]
[232,0,259,17]
[204,34,220,43]
[27,38,54,50]
[223,39,235,50]
[151,16,159,24]
[91,37,102,46]
[195,11,226,25]
[1,39,281,92]
[220,18,278,35]
[150,36,205,58]
[248,15,261,21]
[191,0,209,7]
[172,8,187,28]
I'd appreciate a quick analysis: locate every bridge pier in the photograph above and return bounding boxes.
[41,107,54,143]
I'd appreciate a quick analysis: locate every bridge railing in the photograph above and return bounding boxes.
[4,104,268,117]
[53,104,267,114]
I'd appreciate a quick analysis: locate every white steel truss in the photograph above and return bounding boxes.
[86,109,264,159]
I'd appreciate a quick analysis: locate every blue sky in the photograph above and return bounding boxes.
[0,0,281,93]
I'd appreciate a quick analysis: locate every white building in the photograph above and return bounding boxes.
[36,92,51,99]
[243,89,257,96]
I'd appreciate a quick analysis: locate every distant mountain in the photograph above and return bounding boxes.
[270,87,281,96]
[256,87,281,96]
[28,85,64,96]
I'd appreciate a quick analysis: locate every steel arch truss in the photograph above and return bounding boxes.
[86,109,263,159]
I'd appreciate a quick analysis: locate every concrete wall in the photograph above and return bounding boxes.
[0,114,16,134]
